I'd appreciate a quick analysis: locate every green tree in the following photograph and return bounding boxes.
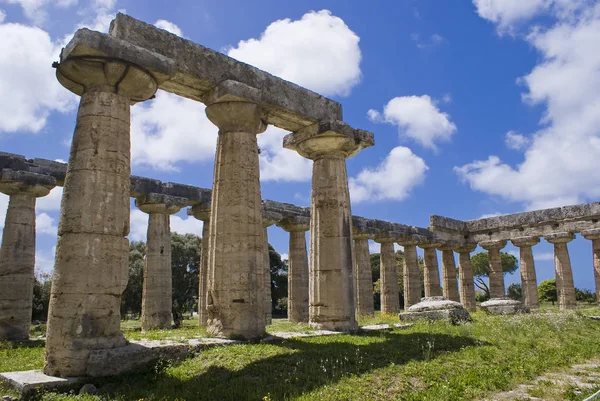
[470,252,518,299]
[269,244,288,316]
[32,271,52,322]
[575,288,596,304]
[507,283,522,300]
[121,241,145,318]
[171,233,201,324]
[538,278,557,305]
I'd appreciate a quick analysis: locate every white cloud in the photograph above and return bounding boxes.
[0,194,8,229]
[368,241,380,254]
[170,214,203,236]
[227,9,361,97]
[349,146,428,203]
[368,95,457,149]
[35,245,56,275]
[478,212,502,219]
[504,130,529,150]
[129,208,204,242]
[280,253,289,261]
[37,187,62,211]
[258,126,312,182]
[36,212,57,235]
[0,9,6,23]
[456,2,600,210]
[154,19,182,36]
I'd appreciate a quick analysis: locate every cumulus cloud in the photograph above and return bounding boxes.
[504,130,529,150]
[258,126,312,182]
[457,2,600,210]
[0,9,5,23]
[36,212,57,235]
[227,10,361,97]
[35,246,56,275]
[37,187,63,211]
[154,19,182,36]
[367,95,457,149]
[129,209,204,242]
[349,146,428,203]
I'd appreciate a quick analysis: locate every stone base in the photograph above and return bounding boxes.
[0,370,82,396]
[399,296,472,325]
[480,298,530,314]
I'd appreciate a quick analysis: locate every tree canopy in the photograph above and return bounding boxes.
[538,278,557,305]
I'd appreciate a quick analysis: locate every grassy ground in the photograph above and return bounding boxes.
[1,305,600,400]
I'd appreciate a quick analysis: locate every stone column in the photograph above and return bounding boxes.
[455,244,477,312]
[582,229,600,307]
[377,240,399,314]
[189,203,211,327]
[204,81,267,339]
[545,233,577,310]
[511,236,540,310]
[136,193,187,331]
[262,209,282,326]
[438,245,460,302]
[46,52,168,376]
[0,174,55,341]
[352,235,374,316]
[401,241,421,309]
[277,216,310,323]
[419,243,442,297]
[283,121,374,331]
[480,240,508,299]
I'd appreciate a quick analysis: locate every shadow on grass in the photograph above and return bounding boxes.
[95,331,486,401]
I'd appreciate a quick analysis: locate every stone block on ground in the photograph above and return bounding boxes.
[0,370,82,396]
[399,296,472,325]
[480,298,530,314]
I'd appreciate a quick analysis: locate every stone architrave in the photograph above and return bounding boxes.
[582,229,600,306]
[283,120,374,331]
[262,209,283,326]
[204,80,268,339]
[545,233,577,310]
[401,241,422,309]
[0,173,55,341]
[277,216,310,323]
[419,243,442,297]
[480,240,508,299]
[136,193,187,331]
[46,30,174,377]
[378,240,399,314]
[352,235,375,316]
[455,244,477,312]
[511,236,540,310]
[188,203,211,327]
[438,245,460,302]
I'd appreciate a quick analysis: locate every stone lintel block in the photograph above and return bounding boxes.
[136,192,188,214]
[397,235,430,247]
[263,208,284,227]
[454,243,477,253]
[109,13,342,132]
[479,239,507,250]
[263,200,310,219]
[545,232,575,244]
[188,202,211,221]
[510,236,540,247]
[0,169,56,196]
[437,241,463,251]
[284,120,374,160]
[277,215,310,232]
[0,370,82,397]
[480,298,530,314]
[418,242,442,249]
[130,176,210,205]
[581,229,600,240]
[429,215,468,233]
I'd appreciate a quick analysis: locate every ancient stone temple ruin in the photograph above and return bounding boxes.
[0,13,599,380]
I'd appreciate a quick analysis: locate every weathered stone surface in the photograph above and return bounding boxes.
[278,222,309,323]
[188,203,210,327]
[480,240,507,299]
[0,370,82,396]
[379,241,399,314]
[511,237,540,310]
[399,296,471,324]
[582,230,600,306]
[545,233,577,310]
[403,244,421,309]
[262,225,273,326]
[109,13,341,132]
[419,244,442,297]
[455,244,477,312]
[353,238,374,316]
[439,248,460,302]
[480,298,529,314]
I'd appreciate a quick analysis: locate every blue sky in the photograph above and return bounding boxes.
[1,0,599,292]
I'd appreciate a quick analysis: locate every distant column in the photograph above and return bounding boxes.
[438,245,460,302]
[262,209,283,326]
[0,174,55,341]
[136,193,187,331]
[511,236,540,310]
[419,243,442,297]
[353,235,374,316]
[480,240,508,299]
[189,203,211,327]
[545,233,577,310]
[401,241,421,309]
[455,244,477,312]
[377,240,399,314]
[582,229,600,307]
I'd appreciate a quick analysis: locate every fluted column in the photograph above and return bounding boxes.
[455,244,477,312]
[189,203,211,328]
[545,233,576,310]
[283,121,373,331]
[480,240,507,299]
[400,241,421,309]
[204,81,267,339]
[419,243,442,297]
[582,229,600,307]
[277,216,310,323]
[377,240,399,314]
[262,209,282,326]
[352,235,374,316]
[136,193,187,331]
[438,245,460,302]
[511,236,540,310]
[0,176,55,341]
[46,53,166,376]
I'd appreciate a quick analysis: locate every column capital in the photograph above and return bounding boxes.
[0,170,56,197]
[352,232,372,240]
[480,240,507,251]
[277,215,310,232]
[438,242,460,251]
[581,229,600,241]
[373,235,396,244]
[205,81,267,134]
[418,242,442,250]
[283,120,374,160]
[136,193,187,215]
[545,232,575,244]
[263,209,283,228]
[454,243,477,254]
[188,202,211,221]
[511,236,540,248]
[397,235,430,247]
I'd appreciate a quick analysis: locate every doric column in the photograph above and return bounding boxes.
[480,240,507,299]
[582,229,600,307]
[419,243,442,297]
[204,81,267,339]
[438,245,460,302]
[399,240,421,309]
[511,236,540,310]
[277,216,310,323]
[377,239,399,314]
[136,193,187,331]
[189,203,211,327]
[455,244,477,312]
[352,235,374,316]
[46,47,170,377]
[283,121,374,331]
[0,173,55,341]
[545,233,576,310]
[262,209,282,326]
